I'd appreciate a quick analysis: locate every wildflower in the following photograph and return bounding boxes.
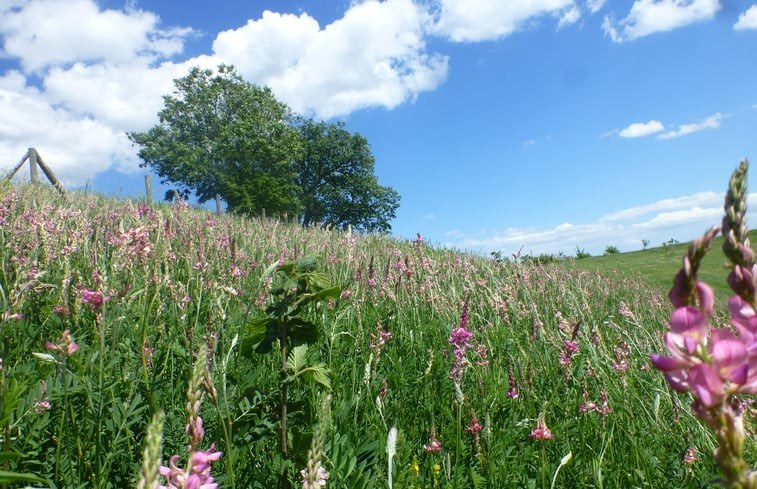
[506,369,519,399]
[684,446,698,465]
[81,288,110,312]
[46,329,78,356]
[529,417,553,440]
[423,428,442,452]
[465,415,482,434]
[300,465,328,488]
[449,299,473,384]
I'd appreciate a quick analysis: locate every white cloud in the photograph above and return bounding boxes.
[214,0,448,118]
[586,0,606,14]
[603,0,721,42]
[558,5,582,28]
[735,5,757,31]
[619,119,665,138]
[0,0,194,73]
[0,0,199,184]
[598,191,722,222]
[444,191,751,256]
[432,0,576,42]
[0,80,139,186]
[657,112,725,139]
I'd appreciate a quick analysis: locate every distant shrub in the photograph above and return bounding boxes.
[641,239,649,250]
[575,246,591,259]
[604,245,620,255]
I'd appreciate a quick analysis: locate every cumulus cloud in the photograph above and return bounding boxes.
[0,79,139,186]
[0,0,194,73]
[618,120,665,138]
[0,0,201,185]
[734,5,757,30]
[432,0,577,42]
[214,0,448,118]
[603,0,721,42]
[444,191,752,256]
[657,112,725,139]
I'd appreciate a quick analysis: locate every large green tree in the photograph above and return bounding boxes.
[128,65,303,216]
[295,119,400,233]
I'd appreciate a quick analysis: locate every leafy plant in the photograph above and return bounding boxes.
[242,255,340,483]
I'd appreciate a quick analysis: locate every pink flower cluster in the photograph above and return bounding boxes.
[45,329,78,356]
[650,282,757,420]
[449,301,473,384]
[81,288,110,312]
[159,444,222,489]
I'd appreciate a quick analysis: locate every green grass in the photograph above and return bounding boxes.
[1,181,751,488]
[572,231,752,314]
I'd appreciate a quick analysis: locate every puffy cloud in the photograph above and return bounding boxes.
[0,76,139,186]
[657,112,725,139]
[618,120,665,138]
[213,0,448,118]
[432,0,576,42]
[603,0,721,43]
[0,0,194,73]
[0,0,199,185]
[734,5,757,30]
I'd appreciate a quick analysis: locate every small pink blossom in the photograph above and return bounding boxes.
[529,418,553,441]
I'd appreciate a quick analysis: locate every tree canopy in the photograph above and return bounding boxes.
[296,119,399,233]
[129,65,399,232]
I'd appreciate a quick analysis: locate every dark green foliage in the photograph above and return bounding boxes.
[128,65,303,217]
[129,66,401,231]
[295,119,400,233]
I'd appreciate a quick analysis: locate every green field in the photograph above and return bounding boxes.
[572,231,754,316]
[1,181,753,488]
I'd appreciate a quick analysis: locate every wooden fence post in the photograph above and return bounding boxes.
[34,151,65,194]
[4,151,29,181]
[215,194,222,215]
[28,147,39,184]
[145,175,153,205]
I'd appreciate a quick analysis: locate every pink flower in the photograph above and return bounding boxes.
[529,418,553,440]
[46,330,78,356]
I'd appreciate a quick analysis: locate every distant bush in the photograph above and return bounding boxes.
[575,246,591,259]
[641,239,649,250]
[604,245,620,255]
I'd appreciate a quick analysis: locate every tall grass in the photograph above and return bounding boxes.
[0,180,744,487]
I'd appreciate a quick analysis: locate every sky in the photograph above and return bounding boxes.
[1,0,757,257]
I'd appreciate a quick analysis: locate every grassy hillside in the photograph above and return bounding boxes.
[572,231,751,313]
[1,181,751,488]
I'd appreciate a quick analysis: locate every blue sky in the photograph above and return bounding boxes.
[1,0,757,257]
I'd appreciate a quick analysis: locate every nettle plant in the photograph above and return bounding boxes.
[651,160,757,488]
[242,255,340,480]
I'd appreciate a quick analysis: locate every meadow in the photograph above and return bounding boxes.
[0,180,751,488]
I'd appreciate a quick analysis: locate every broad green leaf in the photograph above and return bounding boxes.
[295,255,318,272]
[287,344,308,374]
[301,364,331,390]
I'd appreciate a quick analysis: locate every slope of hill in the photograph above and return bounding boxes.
[571,230,755,313]
[2,181,746,488]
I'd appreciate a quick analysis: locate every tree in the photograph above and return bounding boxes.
[295,119,400,232]
[128,65,303,217]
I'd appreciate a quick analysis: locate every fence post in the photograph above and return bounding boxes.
[28,147,39,184]
[34,151,65,194]
[215,194,222,215]
[145,175,153,205]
